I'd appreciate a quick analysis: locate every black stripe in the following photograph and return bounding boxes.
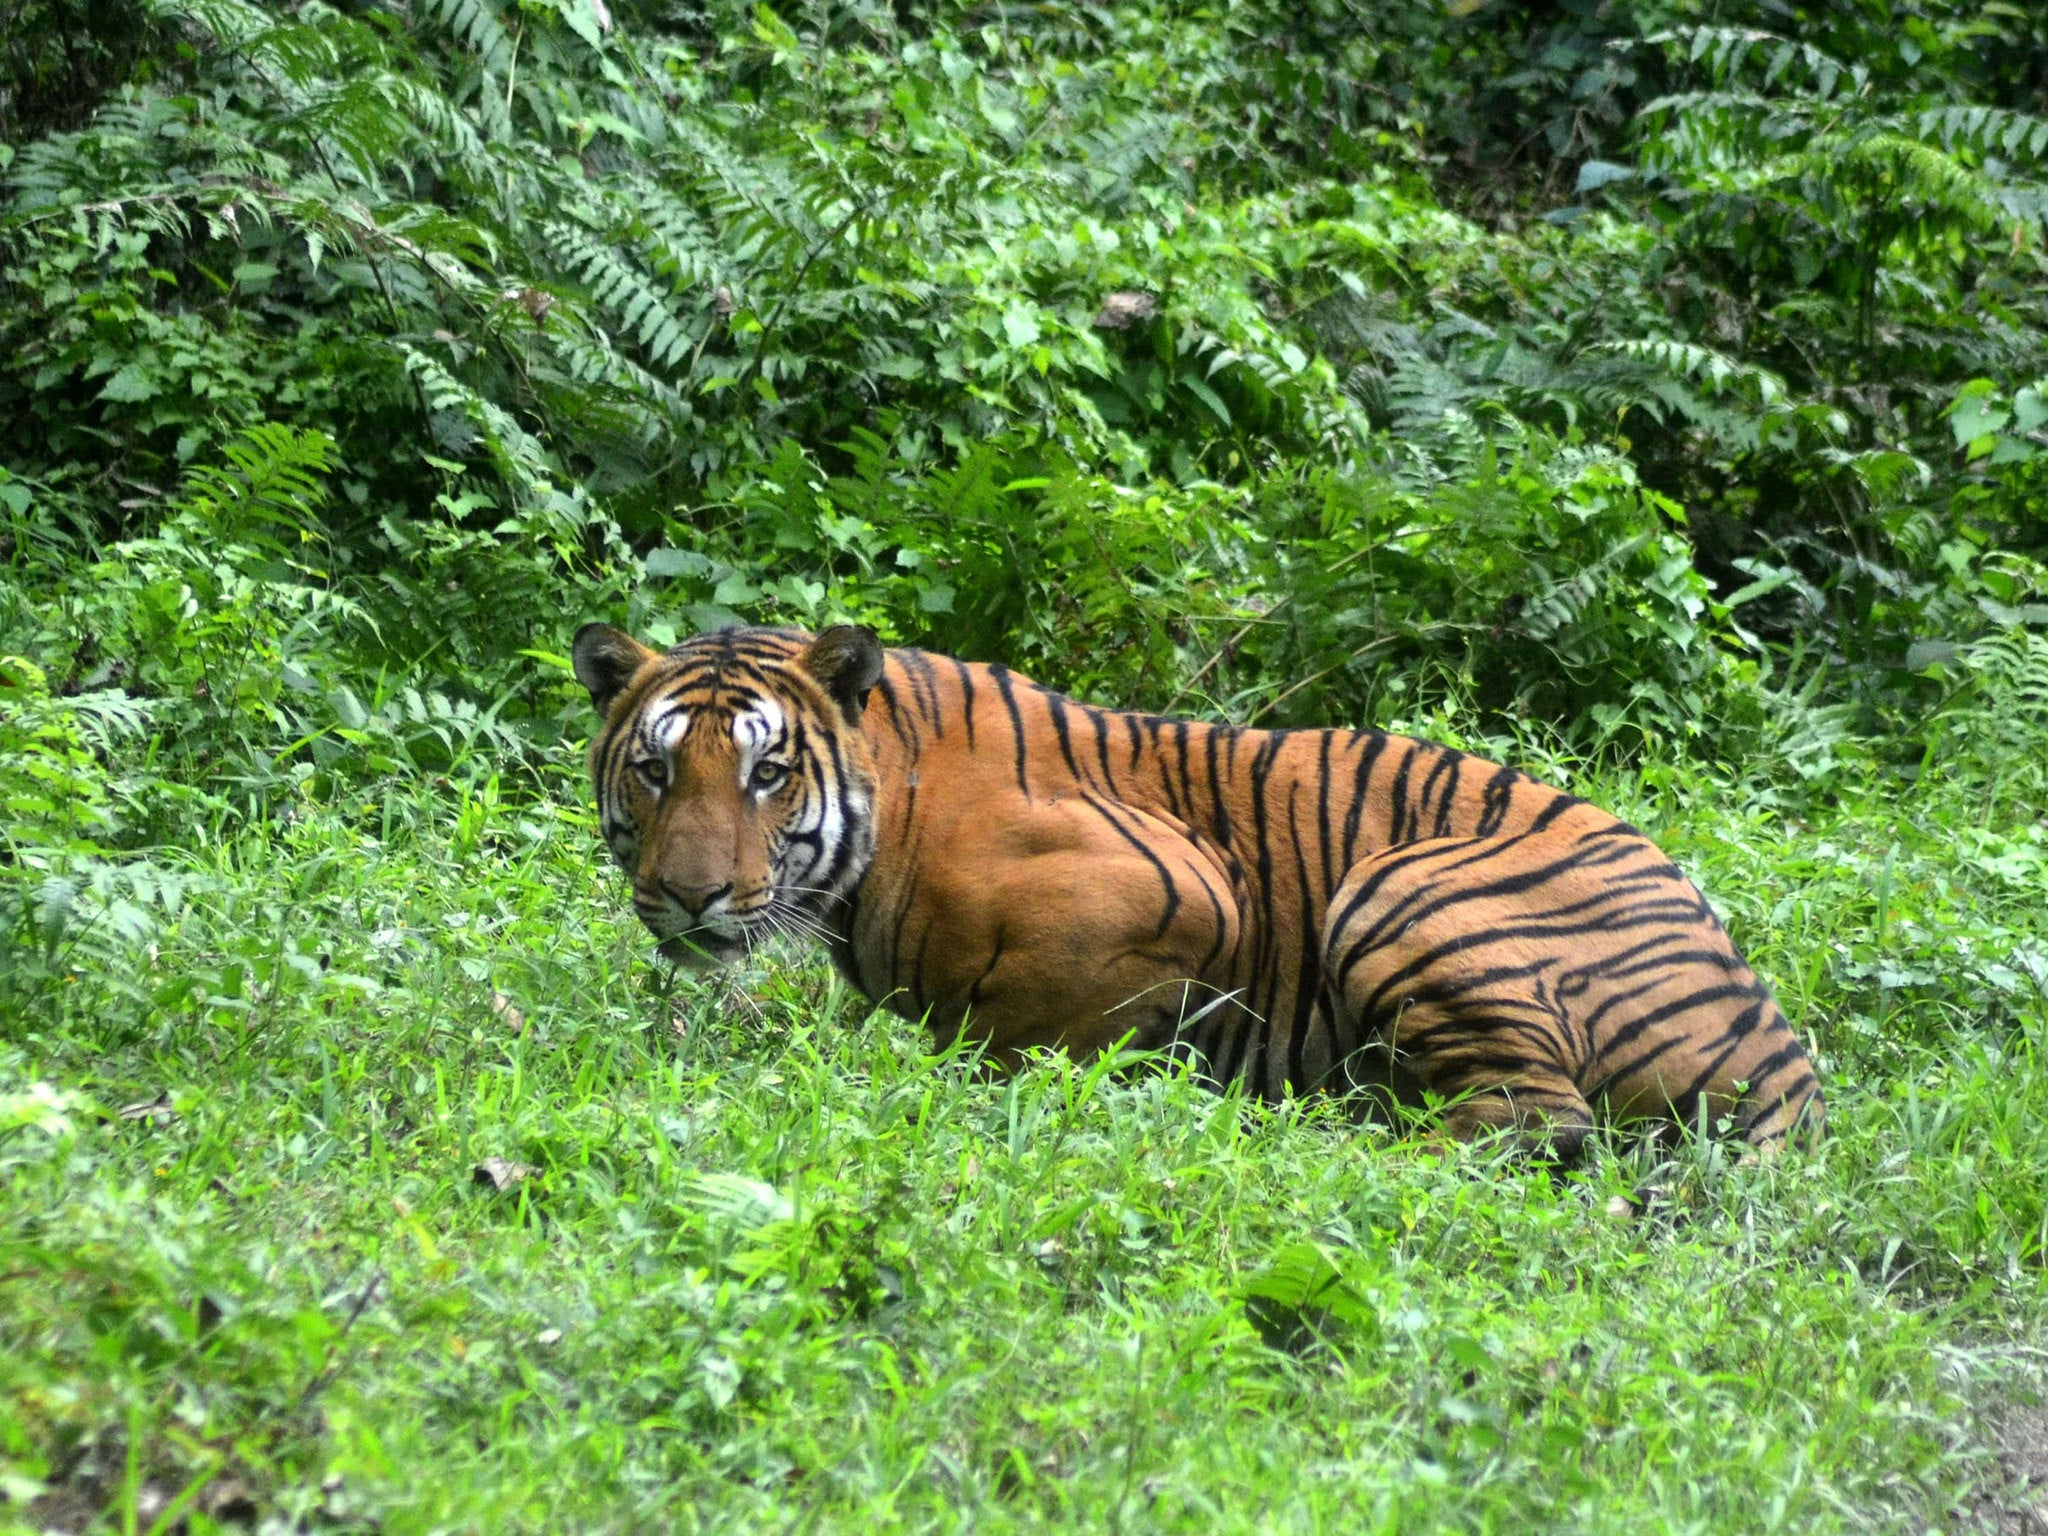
[1588,981,1760,1065]
[874,673,920,752]
[1315,731,1336,901]
[1326,830,1558,964]
[1045,689,1084,782]
[1337,836,1647,970]
[1086,706,1117,791]
[1078,794,1182,941]
[968,924,1006,1006]
[1359,956,1556,1025]
[1205,728,1232,849]
[1148,719,1183,817]
[1474,765,1519,836]
[1283,779,1321,1094]
[1242,731,1288,1086]
[1193,860,1232,978]
[1425,750,1464,839]
[951,657,978,747]
[1387,742,1420,844]
[1172,722,1199,826]
[901,649,944,734]
[990,665,1031,797]
[1341,733,1388,865]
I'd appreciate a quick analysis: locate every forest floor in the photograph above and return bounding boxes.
[1980,1392,2048,1535]
[5,729,2048,1534]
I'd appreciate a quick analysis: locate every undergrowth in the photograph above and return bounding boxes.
[2,682,2044,1533]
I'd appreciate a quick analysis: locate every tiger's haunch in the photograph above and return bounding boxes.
[572,622,1823,1155]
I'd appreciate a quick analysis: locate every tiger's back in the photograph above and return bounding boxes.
[574,623,1823,1153]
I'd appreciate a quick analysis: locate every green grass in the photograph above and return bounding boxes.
[4,739,2046,1534]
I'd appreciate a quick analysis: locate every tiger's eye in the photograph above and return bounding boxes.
[750,760,788,792]
[632,756,667,789]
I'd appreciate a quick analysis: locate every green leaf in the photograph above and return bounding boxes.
[1240,1242,1380,1348]
[1950,380,2009,448]
[2012,386,2047,434]
[329,687,370,730]
[1905,639,1959,671]
[1183,375,1233,428]
[1002,305,1043,349]
[1576,160,1635,192]
[713,572,759,605]
[1720,566,1794,610]
[1978,598,2048,626]
[644,548,713,578]
[99,366,159,403]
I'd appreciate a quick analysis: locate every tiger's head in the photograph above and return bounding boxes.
[571,622,885,967]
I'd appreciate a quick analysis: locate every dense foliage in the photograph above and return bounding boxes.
[3,0,2047,1530]
[4,0,2044,748]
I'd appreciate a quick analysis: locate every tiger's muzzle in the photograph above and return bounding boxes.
[636,878,771,969]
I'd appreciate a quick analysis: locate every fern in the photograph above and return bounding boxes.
[1913,105,2048,162]
[622,178,726,296]
[416,0,519,76]
[1924,629,2048,815]
[1642,27,1868,102]
[176,421,337,551]
[546,221,698,368]
[6,0,2043,767]
[139,0,270,50]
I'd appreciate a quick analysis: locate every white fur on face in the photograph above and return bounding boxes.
[785,775,834,891]
[731,699,786,793]
[601,706,689,871]
[648,707,692,752]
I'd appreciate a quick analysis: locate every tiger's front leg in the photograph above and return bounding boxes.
[850,793,1243,1069]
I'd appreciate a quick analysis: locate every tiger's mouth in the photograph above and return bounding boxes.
[638,891,767,969]
[644,891,832,970]
[654,928,749,970]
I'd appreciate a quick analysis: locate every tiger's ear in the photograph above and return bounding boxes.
[571,622,656,716]
[800,624,884,723]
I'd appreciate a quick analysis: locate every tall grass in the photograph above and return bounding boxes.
[4,697,2043,1533]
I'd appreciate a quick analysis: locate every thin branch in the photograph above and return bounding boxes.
[293,1269,386,1418]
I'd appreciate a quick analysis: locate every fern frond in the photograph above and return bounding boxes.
[1642,27,1866,101]
[172,422,338,550]
[138,0,271,49]
[545,221,700,368]
[1912,106,2048,163]
[415,0,518,75]
[1811,130,2006,228]
[620,178,726,296]
[396,343,563,495]
[1590,339,1786,408]
[542,323,692,423]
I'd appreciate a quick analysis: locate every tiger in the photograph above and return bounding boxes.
[571,621,1823,1157]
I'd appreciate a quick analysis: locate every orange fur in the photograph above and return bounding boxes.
[574,623,1823,1154]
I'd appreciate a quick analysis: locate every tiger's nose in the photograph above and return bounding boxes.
[658,878,732,917]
